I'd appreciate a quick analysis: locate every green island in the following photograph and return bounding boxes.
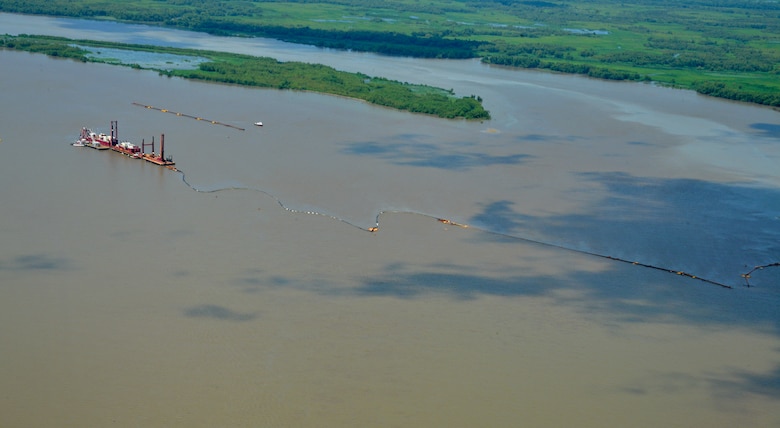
[1,0,779,108]
[0,34,490,120]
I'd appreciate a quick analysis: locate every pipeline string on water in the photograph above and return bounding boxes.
[741,262,780,287]
[128,99,777,288]
[132,102,246,131]
[172,168,780,290]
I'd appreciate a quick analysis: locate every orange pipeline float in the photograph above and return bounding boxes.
[437,218,468,228]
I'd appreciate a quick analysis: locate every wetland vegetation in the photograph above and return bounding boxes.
[1,0,779,107]
[0,35,490,120]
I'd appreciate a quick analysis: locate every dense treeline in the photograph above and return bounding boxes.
[0,34,89,59]
[0,34,490,120]
[1,0,778,107]
[692,81,780,108]
[482,54,642,81]
[484,48,779,106]
[187,21,482,59]
[0,0,262,23]
[0,1,480,58]
[172,59,488,118]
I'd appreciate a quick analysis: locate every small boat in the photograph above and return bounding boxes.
[254,121,263,127]
[72,139,86,147]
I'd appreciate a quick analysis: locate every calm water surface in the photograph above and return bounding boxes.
[0,13,779,427]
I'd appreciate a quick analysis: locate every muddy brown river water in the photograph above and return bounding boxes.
[0,13,779,427]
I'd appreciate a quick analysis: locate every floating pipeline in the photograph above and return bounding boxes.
[78,134,768,290]
[458,224,736,289]
[79,124,771,289]
[741,262,780,287]
[132,102,246,131]
[437,218,468,228]
[165,168,780,290]
[87,117,769,290]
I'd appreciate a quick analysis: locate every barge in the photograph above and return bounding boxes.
[112,141,142,158]
[140,134,175,166]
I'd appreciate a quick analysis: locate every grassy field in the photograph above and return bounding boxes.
[1,0,779,106]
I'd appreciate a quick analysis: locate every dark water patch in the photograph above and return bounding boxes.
[232,251,776,330]
[231,272,292,293]
[354,264,556,300]
[175,162,773,291]
[234,275,266,293]
[626,140,657,147]
[750,123,780,139]
[620,386,648,395]
[725,364,780,398]
[514,133,585,144]
[627,371,705,398]
[341,140,530,170]
[269,276,291,286]
[469,200,533,234]
[227,259,558,301]
[467,172,780,288]
[517,133,555,142]
[626,363,780,410]
[183,304,256,321]
[238,277,265,287]
[343,141,395,156]
[354,272,551,300]
[0,254,73,272]
[355,257,777,335]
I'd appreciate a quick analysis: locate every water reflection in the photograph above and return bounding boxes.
[342,138,531,170]
[184,304,257,322]
[465,172,780,288]
[751,123,780,139]
[0,254,73,271]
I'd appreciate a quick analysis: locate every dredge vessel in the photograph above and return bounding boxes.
[75,126,113,150]
[74,120,175,167]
